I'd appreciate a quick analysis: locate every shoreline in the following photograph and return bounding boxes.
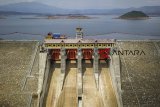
[116,17,150,20]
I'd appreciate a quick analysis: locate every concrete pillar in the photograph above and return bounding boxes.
[93,47,99,89]
[59,48,67,90]
[93,47,99,73]
[60,48,66,73]
[77,48,83,97]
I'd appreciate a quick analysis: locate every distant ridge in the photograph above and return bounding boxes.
[0,2,160,15]
[0,2,67,14]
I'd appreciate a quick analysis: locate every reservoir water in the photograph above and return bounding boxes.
[0,15,160,41]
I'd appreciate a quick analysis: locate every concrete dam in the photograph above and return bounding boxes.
[0,28,160,107]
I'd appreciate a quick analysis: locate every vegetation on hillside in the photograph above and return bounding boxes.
[119,11,149,19]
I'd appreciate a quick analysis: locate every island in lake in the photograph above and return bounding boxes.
[119,11,149,20]
[21,15,93,20]
[47,15,92,19]
[0,15,6,19]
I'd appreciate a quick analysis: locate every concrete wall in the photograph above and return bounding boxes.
[110,54,123,107]
[37,52,50,107]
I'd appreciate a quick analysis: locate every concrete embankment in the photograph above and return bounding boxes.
[0,41,39,107]
[117,40,160,107]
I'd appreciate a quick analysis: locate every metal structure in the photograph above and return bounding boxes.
[44,28,116,60]
[76,27,83,39]
[44,39,115,60]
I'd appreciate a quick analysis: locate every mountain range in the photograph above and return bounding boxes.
[0,2,160,15]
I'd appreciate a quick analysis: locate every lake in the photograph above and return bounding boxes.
[0,15,160,41]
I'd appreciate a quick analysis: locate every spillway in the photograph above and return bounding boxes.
[56,60,78,107]
[82,60,104,107]
[44,59,118,107]
[99,60,118,107]
[46,61,61,107]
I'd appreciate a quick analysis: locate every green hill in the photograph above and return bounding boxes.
[119,11,149,19]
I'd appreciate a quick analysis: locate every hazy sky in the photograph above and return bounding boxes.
[0,0,160,9]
